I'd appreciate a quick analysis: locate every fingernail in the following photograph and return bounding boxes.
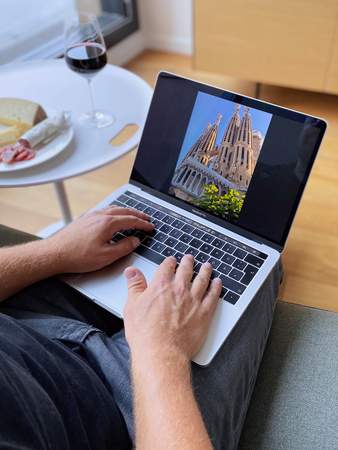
[204,262,212,269]
[125,268,138,279]
[131,237,140,246]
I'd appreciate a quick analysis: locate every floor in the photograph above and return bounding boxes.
[1,50,337,313]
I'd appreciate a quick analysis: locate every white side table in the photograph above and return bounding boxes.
[0,59,152,235]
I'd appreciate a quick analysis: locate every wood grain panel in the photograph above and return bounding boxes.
[324,20,338,94]
[194,0,338,92]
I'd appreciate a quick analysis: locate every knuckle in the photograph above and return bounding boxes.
[174,282,188,298]
[197,273,210,285]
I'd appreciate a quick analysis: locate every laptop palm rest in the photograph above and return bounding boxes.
[66,254,157,318]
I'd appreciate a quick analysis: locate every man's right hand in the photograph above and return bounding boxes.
[124,254,222,362]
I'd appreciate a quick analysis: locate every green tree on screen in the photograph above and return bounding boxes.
[194,184,245,221]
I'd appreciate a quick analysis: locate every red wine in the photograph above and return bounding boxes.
[65,42,107,76]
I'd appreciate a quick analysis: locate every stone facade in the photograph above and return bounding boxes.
[171,105,262,201]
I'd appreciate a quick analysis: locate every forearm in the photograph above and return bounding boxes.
[0,239,62,302]
[132,350,213,450]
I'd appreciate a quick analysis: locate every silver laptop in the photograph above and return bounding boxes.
[65,72,326,365]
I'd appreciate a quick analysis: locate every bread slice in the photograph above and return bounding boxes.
[0,98,47,145]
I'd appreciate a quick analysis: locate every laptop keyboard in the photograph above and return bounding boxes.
[110,191,267,305]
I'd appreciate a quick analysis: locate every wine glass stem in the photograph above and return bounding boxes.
[87,78,96,118]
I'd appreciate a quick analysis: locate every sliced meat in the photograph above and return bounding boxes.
[14,149,30,161]
[25,149,36,160]
[2,148,19,164]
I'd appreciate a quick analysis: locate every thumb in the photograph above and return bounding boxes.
[124,266,147,297]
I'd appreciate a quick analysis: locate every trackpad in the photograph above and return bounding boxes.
[66,254,157,317]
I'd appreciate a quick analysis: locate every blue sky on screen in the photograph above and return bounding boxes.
[177,91,272,165]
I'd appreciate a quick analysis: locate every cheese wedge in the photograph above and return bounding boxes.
[0,98,47,145]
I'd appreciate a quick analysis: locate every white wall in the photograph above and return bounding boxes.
[108,0,193,65]
[139,0,193,55]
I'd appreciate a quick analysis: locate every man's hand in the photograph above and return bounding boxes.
[124,255,221,450]
[124,254,222,361]
[48,206,154,273]
[0,206,154,302]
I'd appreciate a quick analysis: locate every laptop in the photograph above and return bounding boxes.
[65,72,326,365]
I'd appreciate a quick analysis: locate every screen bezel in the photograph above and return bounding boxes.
[130,71,327,251]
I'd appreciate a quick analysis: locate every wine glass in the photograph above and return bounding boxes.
[64,12,114,128]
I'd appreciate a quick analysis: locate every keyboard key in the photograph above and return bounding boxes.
[186,246,199,257]
[155,232,167,243]
[152,242,166,253]
[201,233,214,243]
[172,219,184,229]
[162,247,176,257]
[245,254,264,268]
[170,228,183,239]
[241,264,258,285]
[218,263,231,275]
[154,210,165,220]
[222,253,235,265]
[160,224,173,234]
[135,246,165,264]
[223,243,236,253]
[219,275,245,295]
[190,238,203,249]
[162,215,175,224]
[211,269,221,279]
[196,252,209,263]
[233,248,247,259]
[229,268,243,281]
[182,224,194,233]
[220,287,228,298]
[175,252,184,262]
[135,231,147,241]
[134,202,147,211]
[211,248,225,259]
[200,243,213,254]
[208,257,221,269]
[143,236,155,247]
[179,233,192,244]
[164,237,178,247]
[122,229,135,237]
[111,233,124,242]
[126,198,137,207]
[212,238,224,249]
[152,218,162,228]
[175,242,189,252]
[194,262,202,272]
[191,228,204,238]
[233,259,247,270]
[144,206,156,215]
[110,200,124,207]
[224,291,240,305]
[117,194,129,203]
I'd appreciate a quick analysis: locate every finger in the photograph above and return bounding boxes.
[191,262,212,302]
[124,266,148,298]
[152,256,177,285]
[100,205,150,221]
[175,254,194,285]
[200,278,222,315]
[110,215,155,233]
[107,236,140,261]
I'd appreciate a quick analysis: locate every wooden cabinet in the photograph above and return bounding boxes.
[194,0,338,94]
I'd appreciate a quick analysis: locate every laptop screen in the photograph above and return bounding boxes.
[131,72,326,248]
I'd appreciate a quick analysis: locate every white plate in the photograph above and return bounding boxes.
[0,117,73,173]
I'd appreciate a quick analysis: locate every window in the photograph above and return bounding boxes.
[0,0,138,64]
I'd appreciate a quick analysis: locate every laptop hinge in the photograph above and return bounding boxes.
[129,180,283,253]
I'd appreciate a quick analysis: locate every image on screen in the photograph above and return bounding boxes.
[169,91,273,222]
